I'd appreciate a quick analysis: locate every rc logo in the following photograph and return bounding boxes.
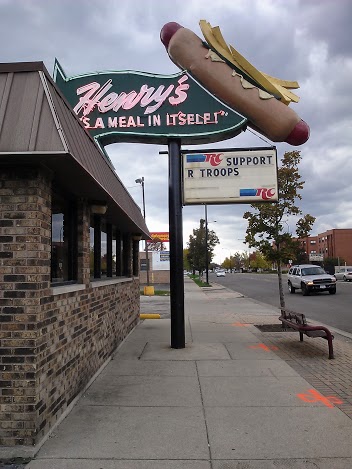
[186,153,223,166]
[240,188,276,200]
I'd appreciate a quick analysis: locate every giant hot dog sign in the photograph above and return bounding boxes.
[160,20,310,146]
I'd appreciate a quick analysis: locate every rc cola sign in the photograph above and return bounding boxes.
[183,147,278,205]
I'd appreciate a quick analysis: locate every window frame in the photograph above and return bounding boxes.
[50,189,78,286]
[90,217,134,280]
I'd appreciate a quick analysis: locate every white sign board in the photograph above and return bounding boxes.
[183,147,278,205]
[309,254,324,262]
[152,251,170,270]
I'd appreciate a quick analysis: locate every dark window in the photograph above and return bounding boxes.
[51,192,77,284]
[101,220,107,277]
[133,240,139,276]
[90,218,127,279]
[140,259,149,271]
[113,229,122,276]
[122,234,129,276]
[94,216,101,277]
[89,222,94,278]
[106,224,113,277]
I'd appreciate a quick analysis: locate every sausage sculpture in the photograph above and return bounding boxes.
[160,20,309,146]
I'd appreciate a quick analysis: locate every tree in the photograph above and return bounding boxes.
[249,251,272,271]
[232,252,245,271]
[324,257,345,275]
[290,239,309,264]
[222,256,233,271]
[222,252,247,271]
[243,151,315,311]
[187,219,219,275]
[147,236,167,251]
[183,248,191,271]
[324,256,345,267]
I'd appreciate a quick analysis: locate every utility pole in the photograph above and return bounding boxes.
[205,204,209,285]
[135,177,150,285]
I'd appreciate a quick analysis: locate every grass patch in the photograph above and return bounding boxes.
[140,289,170,296]
[189,274,211,288]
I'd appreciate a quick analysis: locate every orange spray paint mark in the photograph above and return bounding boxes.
[248,343,279,352]
[231,322,250,327]
[297,389,343,408]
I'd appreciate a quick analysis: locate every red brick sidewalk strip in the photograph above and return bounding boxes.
[242,313,352,420]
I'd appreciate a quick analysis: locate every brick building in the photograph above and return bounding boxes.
[0,62,149,453]
[299,229,352,265]
[139,251,170,285]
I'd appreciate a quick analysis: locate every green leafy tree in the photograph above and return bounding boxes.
[243,151,315,311]
[222,257,233,271]
[222,252,249,271]
[324,256,345,266]
[249,251,272,271]
[232,252,245,271]
[187,219,219,275]
[290,239,309,264]
[323,257,345,275]
[183,248,191,271]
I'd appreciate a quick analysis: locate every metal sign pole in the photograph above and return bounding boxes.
[205,204,209,285]
[168,139,185,349]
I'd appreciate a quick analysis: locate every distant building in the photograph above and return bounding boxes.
[139,251,170,284]
[298,229,352,265]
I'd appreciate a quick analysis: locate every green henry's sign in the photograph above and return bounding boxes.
[53,60,247,147]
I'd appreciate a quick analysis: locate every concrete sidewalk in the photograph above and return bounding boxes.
[25,278,352,468]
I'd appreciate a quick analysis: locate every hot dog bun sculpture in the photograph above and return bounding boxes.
[160,20,309,145]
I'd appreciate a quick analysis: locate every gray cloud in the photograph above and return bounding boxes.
[0,0,350,261]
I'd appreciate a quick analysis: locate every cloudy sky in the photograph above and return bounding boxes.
[1,0,351,263]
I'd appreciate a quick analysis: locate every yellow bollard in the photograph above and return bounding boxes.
[140,313,161,319]
[143,286,155,296]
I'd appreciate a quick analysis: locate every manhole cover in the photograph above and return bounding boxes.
[254,324,296,332]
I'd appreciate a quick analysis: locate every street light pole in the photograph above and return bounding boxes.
[135,177,150,285]
[205,205,217,284]
[205,204,209,284]
[238,238,249,272]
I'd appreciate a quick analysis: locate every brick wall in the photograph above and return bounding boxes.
[298,229,352,265]
[139,251,170,285]
[0,166,140,448]
[35,279,139,444]
[140,270,170,285]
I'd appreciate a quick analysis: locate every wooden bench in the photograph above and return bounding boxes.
[278,310,334,359]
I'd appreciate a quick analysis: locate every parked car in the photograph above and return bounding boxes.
[216,270,226,277]
[287,264,337,295]
[334,267,352,281]
[343,272,352,282]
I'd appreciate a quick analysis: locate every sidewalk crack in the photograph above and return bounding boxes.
[188,315,193,342]
[138,341,149,360]
[195,361,213,467]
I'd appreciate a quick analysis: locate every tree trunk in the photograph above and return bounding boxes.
[277,259,286,313]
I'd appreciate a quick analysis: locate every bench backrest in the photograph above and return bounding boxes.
[281,310,307,325]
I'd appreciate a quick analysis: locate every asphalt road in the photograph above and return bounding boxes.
[210,272,352,334]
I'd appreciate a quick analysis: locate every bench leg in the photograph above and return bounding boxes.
[327,332,334,359]
[299,331,304,342]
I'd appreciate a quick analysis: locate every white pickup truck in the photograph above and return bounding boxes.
[287,264,337,295]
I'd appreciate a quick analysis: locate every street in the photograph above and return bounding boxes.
[210,272,352,334]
